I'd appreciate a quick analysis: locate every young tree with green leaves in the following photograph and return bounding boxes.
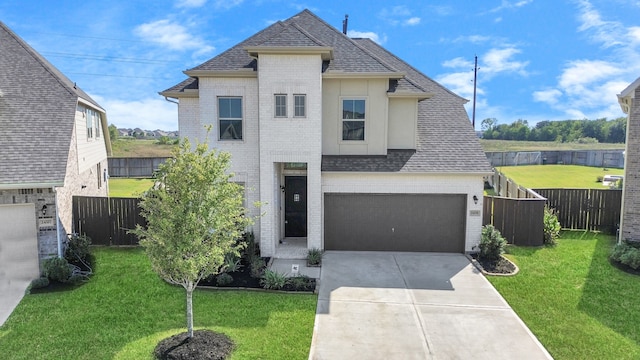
[133,138,252,338]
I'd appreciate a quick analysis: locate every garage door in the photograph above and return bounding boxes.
[324,193,466,252]
[0,204,40,284]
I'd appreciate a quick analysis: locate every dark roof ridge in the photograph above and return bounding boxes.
[0,21,100,108]
[354,38,467,102]
[289,22,328,47]
[343,36,402,75]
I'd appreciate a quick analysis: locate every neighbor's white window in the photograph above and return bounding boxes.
[275,94,287,117]
[294,94,306,117]
[218,97,243,140]
[342,99,365,141]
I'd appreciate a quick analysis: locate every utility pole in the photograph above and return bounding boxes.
[472,55,478,129]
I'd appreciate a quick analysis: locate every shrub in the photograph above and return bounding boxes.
[543,206,561,246]
[42,257,72,283]
[65,233,92,265]
[611,241,640,269]
[215,273,234,286]
[261,270,287,290]
[478,225,507,262]
[242,231,259,260]
[250,257,266,278]
[596,176,603,183]
[307,248,323,266]
[287,275,313,291]
[223,254,243,273]
[29,277,49,290]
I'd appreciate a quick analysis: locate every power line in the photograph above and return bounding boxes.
[41,51,177,65]
[30,31,147,43]
[65,72,160,79]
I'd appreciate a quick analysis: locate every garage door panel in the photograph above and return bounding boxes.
[325,194,466,252]
[0,204,40,282]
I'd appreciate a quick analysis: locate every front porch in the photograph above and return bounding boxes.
[274,237,308,259]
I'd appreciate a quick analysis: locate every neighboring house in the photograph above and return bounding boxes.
[0,21,111,280]
[617,77,640,242]
[160,9,492,257]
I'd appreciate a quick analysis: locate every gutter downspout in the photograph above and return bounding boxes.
[54,186,63,257]
[164,96,179,105]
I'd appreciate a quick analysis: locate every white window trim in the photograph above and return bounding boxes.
[218,96,244,141]
[339,97,367,142]
[275,94,287,118]
[293,94,306,118]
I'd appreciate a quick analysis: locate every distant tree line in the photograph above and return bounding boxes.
[481,117,626,143]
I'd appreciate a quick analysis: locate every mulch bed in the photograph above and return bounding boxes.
[154,330,234,360]
[610,259,640,276]
[198,257,316,292]
[470,254,517,275]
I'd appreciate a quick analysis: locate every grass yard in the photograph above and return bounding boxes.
[490,231,640,359]
[480,139,625,152]
[109,178,154,197]
[496,164,624,189]
[111,139,175,157]
[0,248,317,360]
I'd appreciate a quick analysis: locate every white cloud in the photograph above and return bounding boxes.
[213,0,243,10]
[489,0,533,13]
[442,57,473,69]
[97,96,179,131]
[533,89,563,105]
[576,0,624,48]
[436,72,480,100]
[482,47,529,77]
[379,6,420,26]
[405,17,421,26]
[175,0,207,8]
[558,59,622,91]
[134,19,214,55]
[347,30,387,44]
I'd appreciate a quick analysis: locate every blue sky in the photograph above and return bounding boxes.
[1,0,639,131]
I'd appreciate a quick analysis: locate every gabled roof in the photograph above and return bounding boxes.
[162,9,413,95]
[0,21,106,186]
[322,38,492,174]
[618,76,640,114]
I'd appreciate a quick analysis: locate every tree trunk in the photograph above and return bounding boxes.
[186,286,194,338]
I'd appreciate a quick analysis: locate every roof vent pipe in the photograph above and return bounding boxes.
[342,14,349,35]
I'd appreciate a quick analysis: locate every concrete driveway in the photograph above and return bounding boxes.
[309,252,552,360]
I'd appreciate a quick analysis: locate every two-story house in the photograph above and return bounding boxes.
[618,77,640,242]
[161,9,492,257]
[0,22,110,289]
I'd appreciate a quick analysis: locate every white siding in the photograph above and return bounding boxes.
[322,78,389,155]
[322,172,485,252]
[388,98,417,149]
[75,103,108,174]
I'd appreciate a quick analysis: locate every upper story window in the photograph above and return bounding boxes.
[275,94,287,117]
[342,99,365,141]
[79,104,102,140]
[218,97,243,140]
[294,94,306,117]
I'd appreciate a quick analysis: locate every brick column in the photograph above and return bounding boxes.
[621,87,640,242]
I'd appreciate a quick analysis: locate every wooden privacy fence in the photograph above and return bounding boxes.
[72,196,144,246]
[533,188,621,234]
[483,196,546,246]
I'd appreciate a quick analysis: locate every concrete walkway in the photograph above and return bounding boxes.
[309,252,553,360]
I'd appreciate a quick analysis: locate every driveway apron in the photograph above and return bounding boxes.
[309,251,552,360]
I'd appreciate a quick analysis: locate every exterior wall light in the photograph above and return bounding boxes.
[473,195,479,205]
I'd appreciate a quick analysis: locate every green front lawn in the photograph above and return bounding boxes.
[489,231,640,359]
[0,248,317,360]
[496,164,624,189]
[109,178,154,197]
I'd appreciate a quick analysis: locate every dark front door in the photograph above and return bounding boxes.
[285,176,307,237]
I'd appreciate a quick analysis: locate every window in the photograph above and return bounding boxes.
[86,108,94,139]
[95,112,101,138]
[294,94,306,117]
[342,99,365,141]
[218,97,243,140]
[97,163,102,189]
[275,94,287,117]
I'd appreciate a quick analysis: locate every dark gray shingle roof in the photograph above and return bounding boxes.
[0,21,103,185]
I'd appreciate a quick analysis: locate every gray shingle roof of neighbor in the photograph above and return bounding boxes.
[162,9,492,174]
[0,21,104,185]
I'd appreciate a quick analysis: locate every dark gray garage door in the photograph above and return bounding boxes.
[324,193,466,252]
